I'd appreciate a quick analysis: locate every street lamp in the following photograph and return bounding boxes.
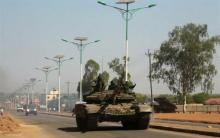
[30,78,36,104]
[29,78,41,104]
[65,81,73,111]
[35,66,58,111]
[23,83,31,105]
[98,0,156,82]
[61,37,100,103]
[44,55,73,112]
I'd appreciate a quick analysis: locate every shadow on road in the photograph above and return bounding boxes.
[58,126,137,133]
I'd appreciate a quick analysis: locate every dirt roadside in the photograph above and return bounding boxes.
[0,113,20,134]
[0,113,56,138]
[154,112,220,124]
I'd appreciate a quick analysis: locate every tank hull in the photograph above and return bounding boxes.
[74,103,152,130]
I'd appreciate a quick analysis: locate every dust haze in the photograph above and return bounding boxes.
[0,67,9,93]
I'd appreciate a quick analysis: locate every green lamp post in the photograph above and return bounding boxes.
[98,0,156,82]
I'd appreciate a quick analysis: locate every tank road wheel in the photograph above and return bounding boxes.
[86,114,98,130]
[121,120,135,129]
[122,113,151,130]
[75,107,87,131]
[76,114,98,131]
[137,113,151,130]
[76,117,87,131]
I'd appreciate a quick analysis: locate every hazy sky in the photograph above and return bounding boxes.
[0,0,220,95]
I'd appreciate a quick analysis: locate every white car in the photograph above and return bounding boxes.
[17,106,24,112]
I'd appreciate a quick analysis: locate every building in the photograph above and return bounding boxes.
[47,89,59,101]
[205,98,220,105]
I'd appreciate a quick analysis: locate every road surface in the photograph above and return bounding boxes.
[10,111,215,138]
[154,119,220,129]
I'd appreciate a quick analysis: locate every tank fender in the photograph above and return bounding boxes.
[138,104,152,113]
[85,104,100,114]
[75,103,87,118]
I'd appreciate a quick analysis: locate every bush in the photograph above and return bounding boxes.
[193,93,209,104]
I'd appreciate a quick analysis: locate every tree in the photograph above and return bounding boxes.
[152,23,220,112]
[100,71,109,89]
[193,92,209,104]
[92,71,110,92]
[136,93,148,103]
[77,59,100,95]
[108,57,135,92]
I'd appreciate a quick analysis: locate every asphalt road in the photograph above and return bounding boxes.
[154,119,220,129]
[11,111,215,138]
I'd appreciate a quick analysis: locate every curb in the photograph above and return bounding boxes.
[155,118,220,125]
[39,112,73,118]
[150,124,220,137]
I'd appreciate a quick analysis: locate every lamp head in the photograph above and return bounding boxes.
[61,39,68,43]
[54,54,64,59]
[94,40,100,43]
[75,37,88,41]
[43,66,51,70]
[148,4,156,8]
[116,0,135,4]
[97,1,107,5]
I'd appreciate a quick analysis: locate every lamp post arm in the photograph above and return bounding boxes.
[129,4,156,14]
[71,42,80,46]
[107,5,126,12]
[44,57,58,63]
[61,39,80,46]
[84,40,100,46]
[35,68,47,72]
[129,7,147,13]
[48,68,58,72]
[61,57,74,63]
[97,1,126,13]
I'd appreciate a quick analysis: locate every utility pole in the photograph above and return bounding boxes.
[146,50,153,106]
[65,81,72,111]
[66,81,71,97]
[27,87,30,105]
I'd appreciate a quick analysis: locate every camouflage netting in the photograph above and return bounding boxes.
[105,104,135,115]
[86,91,136,104]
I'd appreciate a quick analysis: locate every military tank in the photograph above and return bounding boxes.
[74,78,152,131]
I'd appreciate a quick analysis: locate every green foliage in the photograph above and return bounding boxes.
[77,59,100,94]
[157,92,210,104]
[108,77,118,90]
[192,92,209,104]
[136,93,147,103]
[93,71,110,92]
[108,57,135,92]
[100,71,109,89]
[152,23,220,98]
[175,93,194,104]
[157,94,176,103]
[158,94,194,104]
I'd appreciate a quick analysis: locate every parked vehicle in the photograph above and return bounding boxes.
[17,105,24,112]
[154,97,177,113]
